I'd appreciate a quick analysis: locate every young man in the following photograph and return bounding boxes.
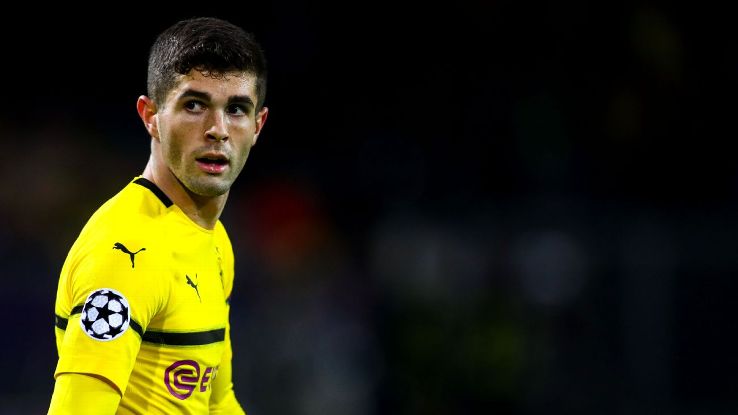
[48,17,268,414]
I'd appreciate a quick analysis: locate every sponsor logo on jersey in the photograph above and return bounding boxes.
[164,360,218,399]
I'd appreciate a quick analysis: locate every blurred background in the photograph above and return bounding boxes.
[1,2,737,414]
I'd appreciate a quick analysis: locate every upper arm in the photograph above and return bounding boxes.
[54,234,170,394]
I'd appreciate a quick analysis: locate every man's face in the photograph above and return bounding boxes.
[154,70,266,197]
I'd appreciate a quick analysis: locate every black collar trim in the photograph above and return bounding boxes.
[134,177,173,208]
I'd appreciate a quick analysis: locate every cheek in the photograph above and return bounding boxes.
[165,141,183,163]
[159,133,187,168]
[161,121,196,161]
[227,143,251,172]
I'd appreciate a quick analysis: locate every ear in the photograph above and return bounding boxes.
[137,95,160,140]
[252,106,269,145]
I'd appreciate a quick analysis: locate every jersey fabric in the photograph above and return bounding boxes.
[53,177,245,414]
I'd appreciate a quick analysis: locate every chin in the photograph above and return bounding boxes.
[186,177,232,197]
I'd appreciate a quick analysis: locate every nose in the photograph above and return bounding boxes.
[205,111,228,142]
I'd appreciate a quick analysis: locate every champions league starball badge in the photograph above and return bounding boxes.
[80,288,131,341]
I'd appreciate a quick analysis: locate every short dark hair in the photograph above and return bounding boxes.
[147,17,267,110]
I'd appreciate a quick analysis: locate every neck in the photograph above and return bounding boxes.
[142,156,227,230]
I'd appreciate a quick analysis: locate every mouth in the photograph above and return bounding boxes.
[195,153,229,174]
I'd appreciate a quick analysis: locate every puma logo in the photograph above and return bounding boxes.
[186,274,201,302]
[215,247,224,288]
[113,242,146,268]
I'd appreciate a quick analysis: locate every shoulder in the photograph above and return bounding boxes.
[65,183,174,289]
[74,208,167,265]
[74,179,174,256]
[64,212,173,324]
[59,179,178,320]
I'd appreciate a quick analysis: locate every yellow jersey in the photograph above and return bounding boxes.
[53,177,245,414]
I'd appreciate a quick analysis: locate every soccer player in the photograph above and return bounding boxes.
[48,17,268,414]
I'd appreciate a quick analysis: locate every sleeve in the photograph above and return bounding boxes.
[48,373,121,415]
[54,235,169,395]
[209,230,246,414]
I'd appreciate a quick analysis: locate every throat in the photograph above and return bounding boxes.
[141,161,227,230]
[178,193,227,230]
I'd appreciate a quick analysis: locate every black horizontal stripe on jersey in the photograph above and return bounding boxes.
[60,305,224,345]
[134,177,173,207]
[142,328,225,346]
[56,306,144,338]
[54,308,84,330]
[129,320,144,338]
[55,314,68,330]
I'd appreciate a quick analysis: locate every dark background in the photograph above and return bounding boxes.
[1,2,737,414]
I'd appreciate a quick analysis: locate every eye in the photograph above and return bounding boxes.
[226,104,248,116]
[184,100,206,112]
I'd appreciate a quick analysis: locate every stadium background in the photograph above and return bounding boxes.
[1,2,736,414]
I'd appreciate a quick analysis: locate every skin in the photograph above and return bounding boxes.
[137,70,269,229]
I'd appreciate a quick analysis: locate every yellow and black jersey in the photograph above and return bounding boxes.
[53,177,245,414]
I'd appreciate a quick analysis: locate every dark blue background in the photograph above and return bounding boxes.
[1,2,736,414]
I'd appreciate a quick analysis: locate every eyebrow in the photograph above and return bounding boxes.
[179,89,255,108]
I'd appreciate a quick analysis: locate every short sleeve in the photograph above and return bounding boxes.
[54,236,170,394]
